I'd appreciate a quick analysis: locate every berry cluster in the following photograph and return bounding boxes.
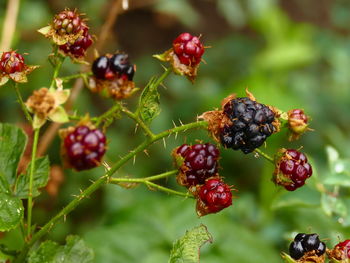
[173,33,204,66]
[53,9,87,36]
[274,149,312,191]
[0,51,25,74]
[327,239,350,261]
[220,97,276,154]
[59,28,93,58]
[175,143,219,186]
[289,233,326,260]
[92,53,135,81]
[62,125,106,171]
[173,143,233,216]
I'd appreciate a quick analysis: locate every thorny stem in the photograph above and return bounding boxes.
[94,103,122,127]
[14,120,208,262]
[254,148,274,164]
[109,170,192,198]
[27,128,40,238]
[121,106,155,138]
[12,82,32,124]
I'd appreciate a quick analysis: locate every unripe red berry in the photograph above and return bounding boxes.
[173,33,204,66]
[328,239,350,260]
[273,149,312,191]
[0,51,25,74]
[174,143,220,187]
[59,28,93,58]
[53,9,87,36]
[288,109,310,141]
[62,125,106,171]
[196,178,232,216]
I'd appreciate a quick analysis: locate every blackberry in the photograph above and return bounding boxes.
[53,9,87,36]
[0,51,25,74]
[289,233,326,260]
[196,178,233,216]
[274,149,312,191]
[173,33,204,66]
[63,125,106,171]
[91,53,135,81]
[59,28,93,58]
[220,97,276,154]
[174,143,220,187]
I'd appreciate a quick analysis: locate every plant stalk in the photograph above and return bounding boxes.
[13,83,32,124]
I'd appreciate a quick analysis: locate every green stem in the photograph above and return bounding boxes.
[60,72,92,83]
[94,103,121,127]
[14,120,207,262]
[27,128,40,238]
[254,148,274,164]
[13,82,32,124]
[154,67,172,90]
[109,170,191,198]
[49,55,65,90]
[121,106,155,138]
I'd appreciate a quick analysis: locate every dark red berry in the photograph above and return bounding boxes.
[276,149,313,191]
[197,178,232,215]
[173,33,204,66]
[59,28,93,58]
[334,240,350,259]
[0,51,25,74]
[63,125,106,171]
[220,97,276,154]
[175,143,220,187]
[289,233,326,260]
[53,9,87,36]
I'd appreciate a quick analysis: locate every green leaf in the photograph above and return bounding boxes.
[168,224,212,263]
[321,193,347,217]
[0,123,27,186]
[137,77,161,124]
[28,235,94,263]
[0,193,24,232]
[271,187,320,210]
[14,156,50,199]
[323,173,350,186]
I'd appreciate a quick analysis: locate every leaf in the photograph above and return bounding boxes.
[137,76,161,124]
[14,156,50,199]
[0,123,27,186]
[321,193,347,217]
[323,173,350,186]
[28,235,94,263]
[0,193,24,232]
[271,187,320,210]
[168,224,212,263]
[49,106,69,123]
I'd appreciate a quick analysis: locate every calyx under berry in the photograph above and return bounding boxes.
[273,149,312,191]
[89,52,137,100]
[154,32,205,83]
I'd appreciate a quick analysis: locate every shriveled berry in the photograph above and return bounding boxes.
[197,178,232,215]
[63,125,106,171]
[59,28,93,58]
[0,51,25,74]
[275,149,313,191]
[175,143,220,187]
[173,33,204,66]
[220,97,276,154]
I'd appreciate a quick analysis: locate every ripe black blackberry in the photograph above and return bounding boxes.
[220,97,276,154]
[289,233,326,260]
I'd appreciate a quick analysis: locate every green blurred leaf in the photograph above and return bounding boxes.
[271,187,320,210]
[323,173,350,186]
[137,77,161,124]
[321,193,347,217]
[14,156,50,199]
[0,193,24,232]
[0,123,27,186]
[168,224,212,263]
[28,235,94,263]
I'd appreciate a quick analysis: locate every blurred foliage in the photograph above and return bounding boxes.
[2,0,350,262]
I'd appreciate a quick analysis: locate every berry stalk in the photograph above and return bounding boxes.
[94,103,121,127]
[14,120,208,262]
[49,52,65,89]
[12,82,33,124]
[60,72,92,83]
[254,148,274,164]
[121,106,155,138]
[26,128,40,238]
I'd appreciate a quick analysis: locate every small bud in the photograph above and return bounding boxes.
[287,109,311,141]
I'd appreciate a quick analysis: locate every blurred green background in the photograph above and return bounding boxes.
[2,0,350,262]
